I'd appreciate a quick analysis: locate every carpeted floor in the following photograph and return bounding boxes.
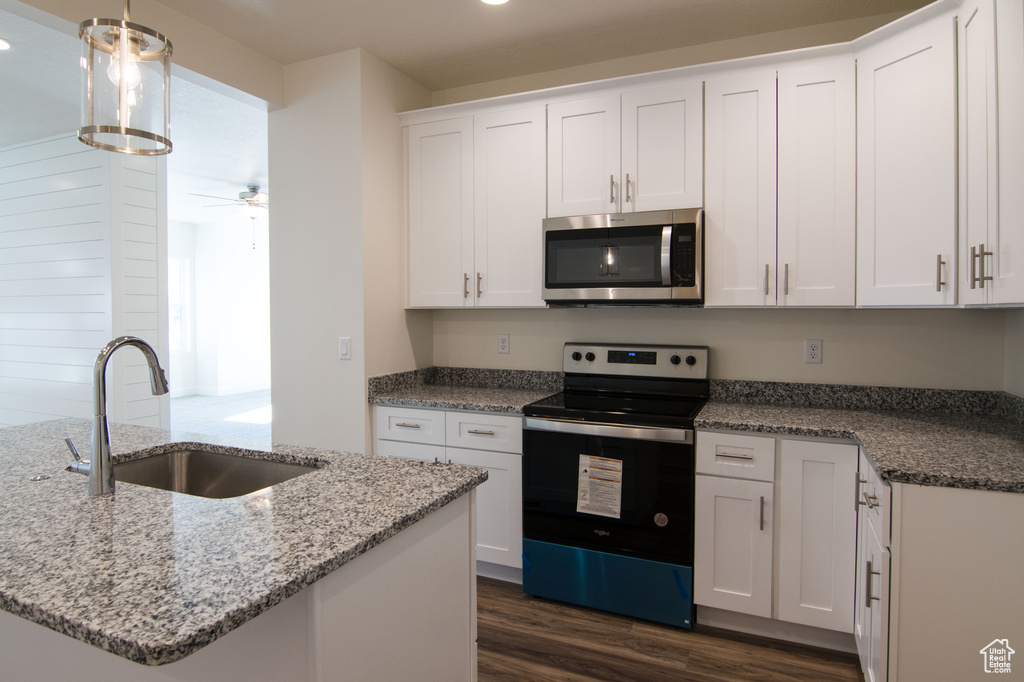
[170,389,271,446]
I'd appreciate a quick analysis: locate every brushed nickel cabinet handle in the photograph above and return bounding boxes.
[464,273,469,298]
[715,452,754,461]
[936,254,946,292]
[866,559,881,608]
[979,243,993,288]
[395,422,421,429]
[759,496,765,531]
[784,263,790,296]
[860,491,879,509]
[467,429,495,436]
[477,272,482,298]
[626,173,632,203]
[970,245,978,290]
[610,174,616,204]
[855,477,866,512]
[764,264,770,296]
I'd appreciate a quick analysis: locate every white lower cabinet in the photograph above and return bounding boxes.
[374,406,523,572]
[694,474,775,617]
[695,430,859,636]
[777,439,858,632]
[854,448,892,682]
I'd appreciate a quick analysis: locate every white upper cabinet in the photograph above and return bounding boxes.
[473,108,546,307]
[407,107,546,308]
[704,66,779,306]
[547,81,703,217]
[960,0,1024,305]
[777,55,857,307]
[855,8,958,306]
[407,118,474,308]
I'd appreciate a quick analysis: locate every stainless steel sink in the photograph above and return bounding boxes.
[113,447,321,499]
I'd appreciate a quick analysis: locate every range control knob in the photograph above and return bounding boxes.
[585,352,596,362]
[685,355,697,366]
[571,351,582,361]
[670,355,682,365]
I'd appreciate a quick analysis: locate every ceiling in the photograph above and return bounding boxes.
[157,0,932,92]
[0,0,932,224]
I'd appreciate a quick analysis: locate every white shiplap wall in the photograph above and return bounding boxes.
[0,134,167,429]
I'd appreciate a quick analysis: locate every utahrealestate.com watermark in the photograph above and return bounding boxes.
[981,639,1015,674]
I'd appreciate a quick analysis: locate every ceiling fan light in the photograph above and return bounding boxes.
[78,1,173,155]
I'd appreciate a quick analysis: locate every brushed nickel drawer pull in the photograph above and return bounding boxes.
[861,491,879,509]
[464,273,469,298]
[716,452,754,461]
[764,264,770,296]
[866,560,881,608]
[395,423,421,429]
[467,429,495,436]
[936,254,945,292]
[477,272,482,298]
[610,174,616,204]
[759,496,765,531]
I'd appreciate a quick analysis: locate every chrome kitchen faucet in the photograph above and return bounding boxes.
[66,336,169,495]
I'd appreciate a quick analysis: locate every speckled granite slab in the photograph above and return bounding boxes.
[368,367,562,413]
[697,402,1024,494]
[711,379,1024,427]
[0,418,487,666]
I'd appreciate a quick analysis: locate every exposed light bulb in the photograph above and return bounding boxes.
[481,0,509,4]
[0,37,12,51]
[107,55,142,88]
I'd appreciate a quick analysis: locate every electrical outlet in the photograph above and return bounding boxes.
[497,333,510,354]
[804,339,822,364]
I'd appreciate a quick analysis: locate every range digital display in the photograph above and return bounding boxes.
[608,350,657,365]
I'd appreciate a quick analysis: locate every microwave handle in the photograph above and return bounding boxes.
[661,226,672,285]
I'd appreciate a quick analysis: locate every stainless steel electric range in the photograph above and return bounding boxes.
[521,342,709,629]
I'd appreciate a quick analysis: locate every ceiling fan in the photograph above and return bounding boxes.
[191,184,269,213]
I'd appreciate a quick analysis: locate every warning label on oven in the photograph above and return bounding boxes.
[577,455,623,519]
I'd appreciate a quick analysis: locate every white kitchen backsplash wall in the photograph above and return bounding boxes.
[1007,309,1024,397]
[432,307,1009,392]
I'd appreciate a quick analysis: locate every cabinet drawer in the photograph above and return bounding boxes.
[446,412,523,454]
[375,406,446,446]
[697,431,775,482]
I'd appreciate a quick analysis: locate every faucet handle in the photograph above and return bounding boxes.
[65,437,90,475]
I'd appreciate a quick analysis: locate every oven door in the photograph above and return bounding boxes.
[522,418,694,565]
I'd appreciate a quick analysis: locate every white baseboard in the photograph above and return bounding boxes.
[477,561,522,584]
[696,605,857,653]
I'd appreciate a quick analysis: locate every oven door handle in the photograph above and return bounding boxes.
[525,417,693,444]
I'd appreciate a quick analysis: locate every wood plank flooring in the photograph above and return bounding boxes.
[477,578,863,681]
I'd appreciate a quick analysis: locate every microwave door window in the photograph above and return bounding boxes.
[547,227,663,287]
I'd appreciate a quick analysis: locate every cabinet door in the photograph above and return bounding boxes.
[694,474,774,617]
[407,118,475,307]
[856,12,957,306]
[854,462,872,677]
[621,81,703,213]
[959,0,1000,305]
[777,440,858,632]
[777,56,857,307]
[473,107,546,307]
[994,0,1024,304]
[704,67,778,307]
[447,447,522,569]
[863,521,890,682]
[547,95,621,216]
[375,439,444,463]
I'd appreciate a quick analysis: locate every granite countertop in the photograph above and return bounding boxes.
[368,367,562,413]
[697,401,1024,494]
[0,418,487,666]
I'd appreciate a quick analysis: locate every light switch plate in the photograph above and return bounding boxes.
[338,337,352,360]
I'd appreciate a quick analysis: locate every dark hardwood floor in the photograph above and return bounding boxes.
[477,578,863,681]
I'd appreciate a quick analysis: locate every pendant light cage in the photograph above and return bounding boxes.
[78,1,172,155]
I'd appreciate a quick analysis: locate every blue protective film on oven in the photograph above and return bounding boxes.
[522,538,694,628]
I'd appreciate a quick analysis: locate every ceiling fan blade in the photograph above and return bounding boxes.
[190,192,237,202]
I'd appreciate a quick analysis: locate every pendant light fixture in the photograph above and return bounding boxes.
[78,1,173,155]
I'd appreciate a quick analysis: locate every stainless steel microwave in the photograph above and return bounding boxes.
[542,208,704,305]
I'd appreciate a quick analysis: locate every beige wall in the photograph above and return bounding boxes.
[433,307,1008,392]
[269,50,364,452]
[430,13,907,106]
[1007,309,1024,397]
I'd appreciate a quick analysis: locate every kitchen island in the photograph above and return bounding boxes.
[0,418,487,681]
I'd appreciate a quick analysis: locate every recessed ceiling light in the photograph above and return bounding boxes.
[0,37,12,50]
[481,0,509,5]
